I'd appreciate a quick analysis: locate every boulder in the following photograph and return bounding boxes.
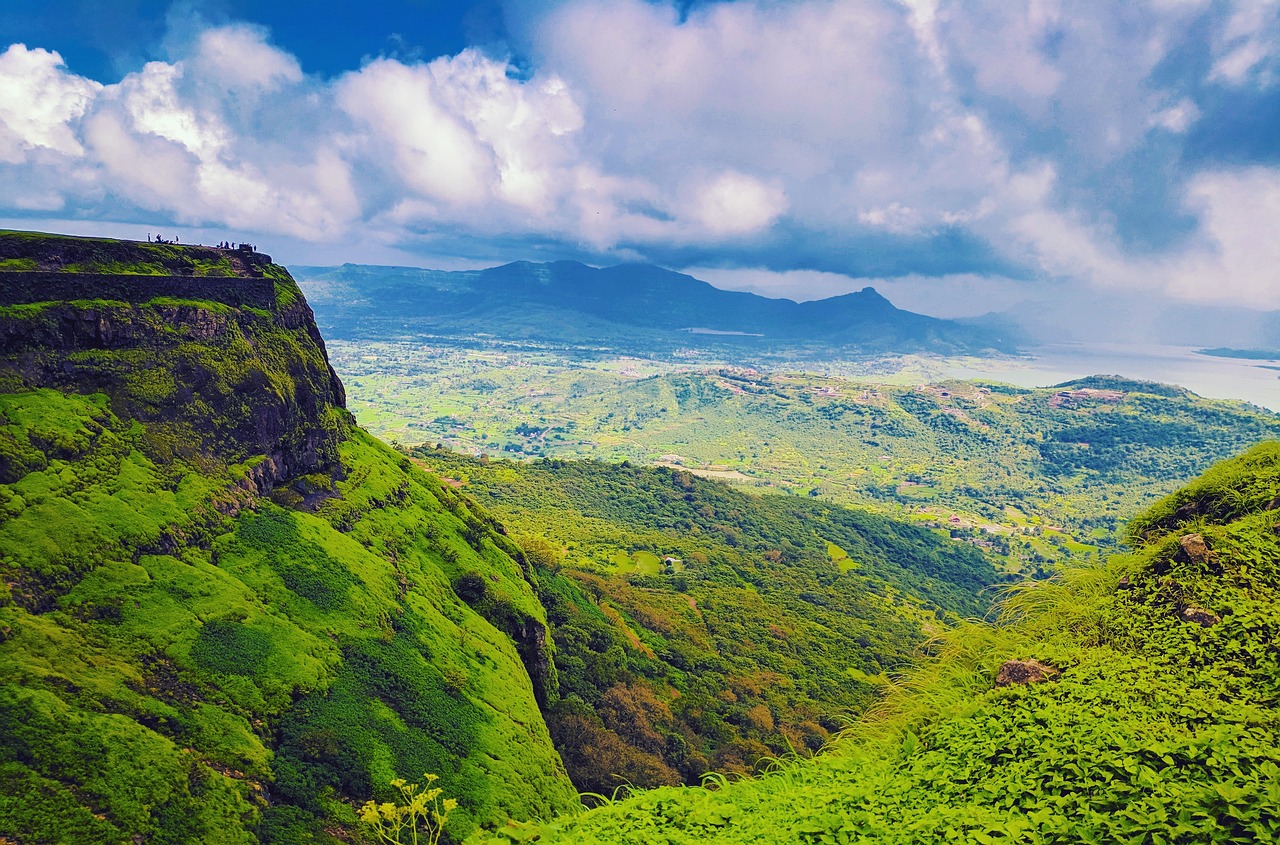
[1179,533,1211,564]
[1180,606,1221,627]
[995,659,1059,687]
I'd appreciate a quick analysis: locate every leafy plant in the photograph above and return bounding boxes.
[359,775,457,845]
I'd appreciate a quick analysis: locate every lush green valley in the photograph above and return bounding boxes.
[5,231,1280,845]
[474,442,1280,844]
[408,451,999,793]
[0,232,1015,844]
[324,340,1280,569]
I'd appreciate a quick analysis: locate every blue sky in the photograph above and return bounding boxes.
[1,0,1278,317]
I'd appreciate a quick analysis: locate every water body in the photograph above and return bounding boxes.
[942,343,1280,412]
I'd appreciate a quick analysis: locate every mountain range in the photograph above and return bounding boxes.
[292,261,1013,354]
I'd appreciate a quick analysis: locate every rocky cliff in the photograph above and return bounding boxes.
[0,231,577,844]
[0,230,348,493]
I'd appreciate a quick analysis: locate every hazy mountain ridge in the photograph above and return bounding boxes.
[292,260,1012,354]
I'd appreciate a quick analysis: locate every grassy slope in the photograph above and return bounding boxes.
[0,238,578,843]
[474,442,1280,844]
[411,451,1000,795]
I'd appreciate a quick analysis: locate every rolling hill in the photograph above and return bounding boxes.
[472,442,1280,845]
[323,340,1280,566]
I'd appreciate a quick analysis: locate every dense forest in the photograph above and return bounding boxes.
[409,451,1000,792]
[473,442,1280,844]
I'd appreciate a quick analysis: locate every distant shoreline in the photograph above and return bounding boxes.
[1195,347,1280,361]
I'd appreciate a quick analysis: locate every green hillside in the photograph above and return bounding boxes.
[409,452,1001,793]
[9,230,1279,845]
[326,341,1280,566]
[0,232,577,843]
[472,442,1280,844]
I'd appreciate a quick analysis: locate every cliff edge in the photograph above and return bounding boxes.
[0,231,577,844]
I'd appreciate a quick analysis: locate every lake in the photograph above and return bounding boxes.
[941,343,1280,411]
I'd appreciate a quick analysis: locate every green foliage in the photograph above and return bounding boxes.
[470,443,1280,844]
[412,450,1001,794]
[1126,441,1280,542]
[0,243,578,842]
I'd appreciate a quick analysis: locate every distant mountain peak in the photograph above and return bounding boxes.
[292,259,1015,355]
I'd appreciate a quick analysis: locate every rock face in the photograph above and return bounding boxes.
[0,232,349,491]
[1179,533,1212,565]
[995,658,1059,687]
[1180,606,1221,627]
[0,231,577,842]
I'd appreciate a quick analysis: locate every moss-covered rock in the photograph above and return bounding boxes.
[0,232,577,844]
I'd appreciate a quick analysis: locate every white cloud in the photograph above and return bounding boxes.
[336,50,583,217]
[530,0,938,230]
[0,44,100,162]
[0,1,1276,317]
[1210,0,1280,86]
[1166,167,1280,306]
[1150,98,1200,132]
[694,172,787,236]
[190,25,303,92]
[0,26,361,238]
[338,57,497,208]
[999,164,1280,309]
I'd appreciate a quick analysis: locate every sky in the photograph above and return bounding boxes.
[1,0,1279,319]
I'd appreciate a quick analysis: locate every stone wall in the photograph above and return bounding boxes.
[0,272,276,310]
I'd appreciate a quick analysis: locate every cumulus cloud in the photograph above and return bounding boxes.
[693,172,787,236]
[336,50,583,216]
[0,1,1277,313]
[997,163,1280,309]
[80,30,358,238]
[0,44,100,162]
[1150,98,1200,133]
[189,25,303,92]
[1166,167,1280,306]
